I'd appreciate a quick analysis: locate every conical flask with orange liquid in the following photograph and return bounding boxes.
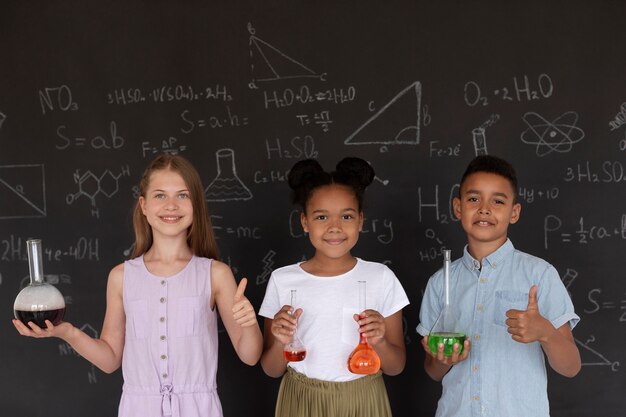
[348,280,381,374]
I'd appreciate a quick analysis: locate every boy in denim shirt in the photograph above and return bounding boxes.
[417,155,581,417]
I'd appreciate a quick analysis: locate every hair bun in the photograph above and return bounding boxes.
[287,159,325,190]
[335,157,375,188]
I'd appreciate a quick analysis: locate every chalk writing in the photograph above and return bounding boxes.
[1,235,99,262]
[464,73,553,107]
[543,214,626,248]
[564,160,626,183]
[141,137,187,158]
[39,85,79,114]
[56,121,125,150]
[517,186,560,204]
[262,86,355,109]
[417,228,449,262]
[265,136,318,160]
[106,84,232,105]
[179,107,249,133]
[296,110,333,132]
[211,215,262,240]
[66,165,131,218]
[205,149,252,202]
[585,289,626,322]
[256,250,276,285]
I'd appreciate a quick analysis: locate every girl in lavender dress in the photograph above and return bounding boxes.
[14,154,263,417]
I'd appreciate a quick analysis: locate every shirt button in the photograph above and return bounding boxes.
[473,395,479,401]
[161,354,167,360]
[160,297,166,303]
[493,262,497,267]
[473,365,480,371]
[160,335,166,341]
[479,277,487,283]
[474,335,480,341]
[477,304,483,312]
[162,373,168,379]
[160,317,165,323]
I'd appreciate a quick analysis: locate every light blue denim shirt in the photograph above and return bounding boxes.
[416,239,579,417]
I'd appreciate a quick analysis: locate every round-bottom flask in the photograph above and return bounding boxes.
[13,239,65,327]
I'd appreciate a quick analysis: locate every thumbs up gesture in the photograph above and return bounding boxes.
[232,278,257,328]
[505,285,552,344]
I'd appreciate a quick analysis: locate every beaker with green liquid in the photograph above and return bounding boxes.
[428,250,466,356]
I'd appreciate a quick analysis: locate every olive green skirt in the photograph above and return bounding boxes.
[275,367,392,417]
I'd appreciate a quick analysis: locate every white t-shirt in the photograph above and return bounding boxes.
[259,258,410,382]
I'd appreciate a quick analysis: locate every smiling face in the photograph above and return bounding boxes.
[300,184,364,264]
[453,171,521,258]
[139,169,193,240]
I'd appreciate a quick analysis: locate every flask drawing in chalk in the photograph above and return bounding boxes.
[14,239,66,327]
[428,250,466,356]
[205,148,253,202]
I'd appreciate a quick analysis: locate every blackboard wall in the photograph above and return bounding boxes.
[1,1,624,416]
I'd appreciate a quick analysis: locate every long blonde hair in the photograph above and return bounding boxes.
[131,154,219,260]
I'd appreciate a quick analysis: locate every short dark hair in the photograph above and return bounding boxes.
[287,157,375,213]
[459,155,518,199]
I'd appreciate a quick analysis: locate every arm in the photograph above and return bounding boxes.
[506,285,581,378]
[357,310,406,375]
[211,261,263,366]
[13,264,126,374]
[260,306,300,378]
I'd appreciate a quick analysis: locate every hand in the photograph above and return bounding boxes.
[13,319,73,339]
[422,335,471,366]
[231,278,258,328]
[505,285,554,343]
[270,305,302,346]
[353,309,386,346]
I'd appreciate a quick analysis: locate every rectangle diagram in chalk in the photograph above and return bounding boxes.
[0,164,47,219]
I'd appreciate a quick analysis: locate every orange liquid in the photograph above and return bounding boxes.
[348,341,380,374]
[284,349,306,362]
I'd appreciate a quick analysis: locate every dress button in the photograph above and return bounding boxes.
[160,297,166,303]
[160,335,166,341]
[162,373,168,379]
[161,354,167,360]
[161,280,166,286]
[160,317,165,323]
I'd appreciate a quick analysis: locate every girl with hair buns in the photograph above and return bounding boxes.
[259,157,409,417]
[13,154,263,417]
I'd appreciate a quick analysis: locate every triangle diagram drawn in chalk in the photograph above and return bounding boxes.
[249,35,322,82]
[0,164,47,219]
[345,81,422,146]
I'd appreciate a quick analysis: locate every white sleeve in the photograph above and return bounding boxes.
[381,265,410,317]
[258,273,280,319]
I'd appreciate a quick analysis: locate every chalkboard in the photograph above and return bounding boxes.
[1,1,624,416]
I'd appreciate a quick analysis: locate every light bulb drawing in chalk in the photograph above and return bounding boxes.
[345,81,422,148]
[205,148,252,202]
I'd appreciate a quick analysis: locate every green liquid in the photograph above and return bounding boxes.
[428,332,466,356]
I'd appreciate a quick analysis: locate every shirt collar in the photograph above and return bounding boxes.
[462,238,515,271]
